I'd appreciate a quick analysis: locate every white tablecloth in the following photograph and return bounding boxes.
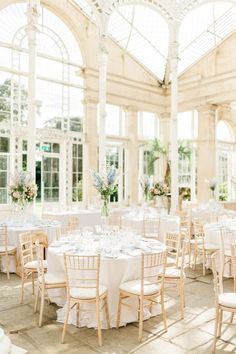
[191,200,236,224]
[42,209,102,228]
[121,208,179,241]
[47,233,166,328]
[1,220,61,273]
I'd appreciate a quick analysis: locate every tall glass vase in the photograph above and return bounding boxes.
[101,197,110,217]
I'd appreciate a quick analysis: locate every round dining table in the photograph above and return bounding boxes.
[47,231,166,328]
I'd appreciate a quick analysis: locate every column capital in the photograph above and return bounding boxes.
[197,104,218,113]
[159,112,170,120]
[124,105,138,114]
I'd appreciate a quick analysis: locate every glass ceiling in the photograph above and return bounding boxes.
[73,0,236,82]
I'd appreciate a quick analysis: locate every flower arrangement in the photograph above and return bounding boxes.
[92,166,118,216]
[139,175,153,201]
[150,181,169,197]
[9,171,37,208]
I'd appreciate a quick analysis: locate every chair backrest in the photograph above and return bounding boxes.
[165,232,181,266]
[141,251,166,297]
[192,218,204,237]
[211,253,223,303]
[0,225,8,252]
[231,243,236,292]
[64,254,100,299]
[143,217,160,239]
[67,216,80,232]
[19,232,33,267]
[220,227,236,254]
[35,240,45,285]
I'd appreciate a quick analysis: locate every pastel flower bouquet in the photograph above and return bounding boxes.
[150,181,169,197]
[9,171,37,209]
[205,178,217,198]
[92,166,118,216]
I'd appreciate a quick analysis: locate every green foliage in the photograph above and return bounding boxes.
[72,181,83,202]
[218,182,228,201]
[178,141,192,160]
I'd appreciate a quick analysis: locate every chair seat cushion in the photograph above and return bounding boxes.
[25,260,47,269]
[165,268,182,278]
[39,273,66,285]
[198,243,219,251]
[218,293,236,308]
[0,245,16,253]
[119,279,160,296]
[70,285,107,299]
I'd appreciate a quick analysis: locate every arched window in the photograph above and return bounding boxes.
[0,3,84,204]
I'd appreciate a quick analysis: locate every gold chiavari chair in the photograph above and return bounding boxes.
[164,240,187,319]
[193,224,219,276]
[34,241,66,326]
[62,254,110,346]
[0,225,17,279]
[19,232,47,303]
[116,251,167,342]
[165,232,181,268]
[67,216,80,233]
[211,253,236,352]
[143,217,160,240]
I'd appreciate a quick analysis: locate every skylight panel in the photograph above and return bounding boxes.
[73,0,94,18]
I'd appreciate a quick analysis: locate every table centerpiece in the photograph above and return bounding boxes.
[9,171,37,215]
[92,166,117,217]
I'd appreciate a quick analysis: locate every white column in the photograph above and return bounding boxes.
[169,22,180,215]
[26,0,40,181]
[84,98,98,205]
[197,105,217,203]
[125,106,139,205]
[159,112,170,181]
[98,29,108,173]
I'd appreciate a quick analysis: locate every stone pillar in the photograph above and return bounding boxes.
[125,107,139,205]
[98,28,108,173]
[169,22,180,215]
[197,105,217,203]
[84,98,98,205]
[159,112,170,181]
[26,0,40,181]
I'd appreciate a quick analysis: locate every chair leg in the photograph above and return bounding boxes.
[61,299,71,344]
[116,292,122,329]
[180,283,185,319]
[39,288,45,327]
[161,291,168,332]
[104,295,110,329]
[6,254,10,280]
[138,298,144,342]
[76,303,80,327]
[34,286,40,313]
[193,247,197,270]
[20,273,25,304]
[217,309,223,337]
[96,299,102,346]
[212,307,220,351]
[32,272,35,295]
[202,251,206,276]
[230,312,234,324]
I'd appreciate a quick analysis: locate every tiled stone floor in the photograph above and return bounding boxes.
[0,267,235,354]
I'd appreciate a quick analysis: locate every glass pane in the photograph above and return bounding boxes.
[44,188,51,201]
[0,172,7,187]
[78,159,82,172]
[43,158,51,172]
[78,144,83,157]
[52,173,59,187]
[0,156,7,170]
[0,137,9,153]
[73,158,78,172]
[0,189,7,204]
[52,188,59,201]
[72,144,77,157]
[52,158,59,171]
[52,143,60,153]
[44,173,51,188]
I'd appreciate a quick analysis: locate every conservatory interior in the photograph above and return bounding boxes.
[1,0,236,353]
